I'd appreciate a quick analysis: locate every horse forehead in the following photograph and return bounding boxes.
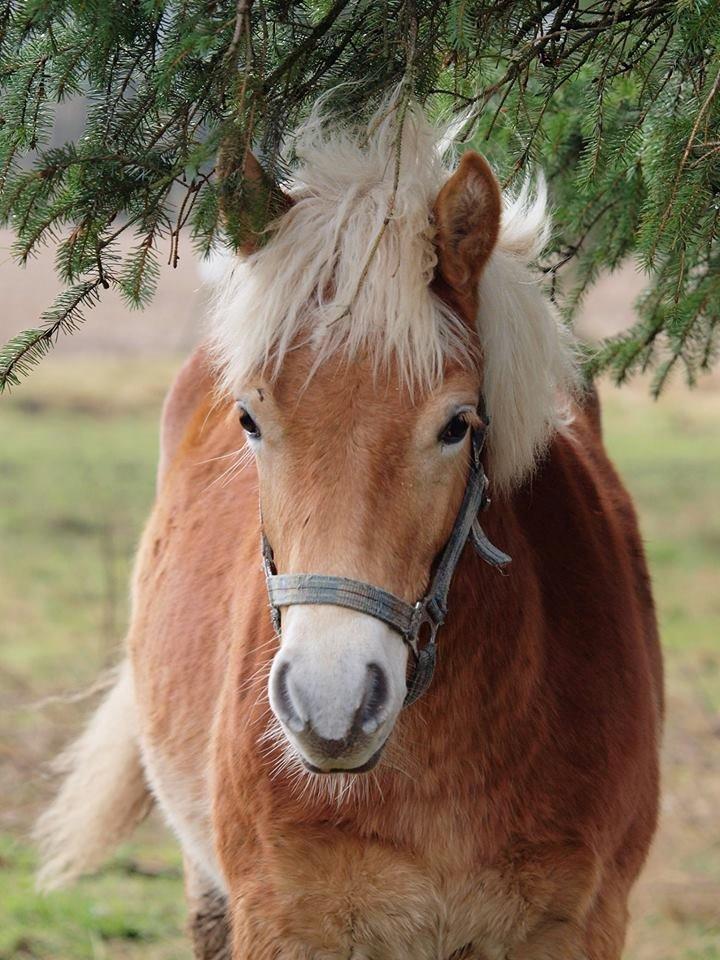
[279,384,417,474]
[271,360,416,432]
[268,353,479,430]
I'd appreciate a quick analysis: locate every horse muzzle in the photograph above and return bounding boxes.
[267,606,408,772]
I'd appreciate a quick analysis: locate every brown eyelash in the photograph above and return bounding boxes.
[461,409,482,430]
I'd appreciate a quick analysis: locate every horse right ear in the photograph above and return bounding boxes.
[218,147,292,253]
[434,151,502,292]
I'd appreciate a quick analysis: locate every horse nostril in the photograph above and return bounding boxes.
[357,662,389,734]
[270,661,305,733]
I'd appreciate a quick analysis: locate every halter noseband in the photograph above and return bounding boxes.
[261,398,511,708]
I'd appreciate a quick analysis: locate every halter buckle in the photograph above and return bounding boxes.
[406,596,446,658]
[403,599,443,707]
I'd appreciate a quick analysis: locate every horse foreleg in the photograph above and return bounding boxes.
[185,859,231,960]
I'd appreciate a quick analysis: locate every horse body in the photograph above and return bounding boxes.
[37,101,661,959]
[127,350,660,959]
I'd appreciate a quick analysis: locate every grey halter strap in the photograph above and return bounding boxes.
[261,402,511,707]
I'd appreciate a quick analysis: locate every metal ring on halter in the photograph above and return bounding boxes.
[260,396,511,708]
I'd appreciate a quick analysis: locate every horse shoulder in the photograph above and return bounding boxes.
[131,347,241,898]
[157,345,217,491]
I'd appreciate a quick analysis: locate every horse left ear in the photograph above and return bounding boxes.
[219,148,292,253]
[434,152,502,291]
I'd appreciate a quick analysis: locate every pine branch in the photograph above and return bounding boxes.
[0,0,717,390]
[0,277,107,391]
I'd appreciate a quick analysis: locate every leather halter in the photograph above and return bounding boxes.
[261,398,511,707]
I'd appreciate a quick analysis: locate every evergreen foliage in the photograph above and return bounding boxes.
[0,1,718,392]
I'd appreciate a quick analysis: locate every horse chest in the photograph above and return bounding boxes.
[230,824,557,959]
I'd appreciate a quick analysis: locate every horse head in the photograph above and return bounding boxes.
[209,103,574,776]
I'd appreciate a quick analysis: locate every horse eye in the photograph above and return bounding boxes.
[238,408,261,439]
[439,414,470,445]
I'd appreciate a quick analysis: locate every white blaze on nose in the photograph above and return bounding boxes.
[268,604,408,748]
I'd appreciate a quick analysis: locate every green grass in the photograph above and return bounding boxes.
[0,360,175,683]
[1,359,718,959]
[0,834,186,960]
[0,360,187,960]
[601,388,720,657]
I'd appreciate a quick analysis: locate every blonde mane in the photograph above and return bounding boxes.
[208,99,578,490]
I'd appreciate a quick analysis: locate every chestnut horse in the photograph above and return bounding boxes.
[37,103,662,959]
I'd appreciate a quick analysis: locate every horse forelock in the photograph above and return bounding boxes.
[207,95,579,491]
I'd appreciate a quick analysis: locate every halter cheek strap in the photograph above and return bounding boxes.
[261,401,511,708]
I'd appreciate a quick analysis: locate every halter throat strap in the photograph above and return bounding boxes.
[261,402,511,707]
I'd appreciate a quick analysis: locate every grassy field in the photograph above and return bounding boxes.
[1,357,718,959]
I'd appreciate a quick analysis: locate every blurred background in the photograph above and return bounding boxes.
[0,237,718,958]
